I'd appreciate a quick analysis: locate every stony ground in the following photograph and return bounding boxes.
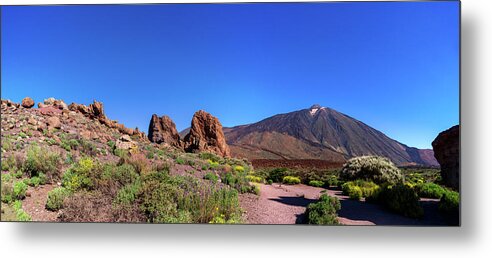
[240,183,447,226]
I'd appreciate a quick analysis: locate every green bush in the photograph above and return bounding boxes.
[246,175,263,183]
[233,165,245,173]
[175,157,185,165]
[199,152,221,163]
[13,200,31,221]
[282,176,301,185]
[46,187,70,211]
[339,156,403,185]
[439,190,459,225]
[23,145,61,179]
[305,194,340,225]
[342,180,380,200]
[1,182,14,203]
[417,182,447,199]
[267,179,273,185]
[325,175,339,187]
[62,157,95,192]
[266,168,288,183]
[114,181,141,206]
[369,183,424,219]
[13,181,28,200]
[207,159,219,169]
[203,172,219,183]
[308,180,325,187]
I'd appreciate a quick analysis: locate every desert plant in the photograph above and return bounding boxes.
[22,145,61,179]
[305,194,340,225]
[13,200,31,221]
[339,156,403,185]
[13,181,28,200]
[62,157,96,192]
[439,190,459,225]
[282,176,301,185]
[1,182,14,203]
[266,168,288,183]
[368,183,424,219]
[46,187,70,211]
[203,172,219,183]
[246,175,263,183]
[341,180,380,200]
[417,182,447,199]
[308,180,325,187]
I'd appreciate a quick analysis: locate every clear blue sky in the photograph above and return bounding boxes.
[1,2,459,149]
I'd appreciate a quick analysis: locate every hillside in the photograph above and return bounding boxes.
[223,105,438,167]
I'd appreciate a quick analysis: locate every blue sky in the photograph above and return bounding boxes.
[1,2,459,149]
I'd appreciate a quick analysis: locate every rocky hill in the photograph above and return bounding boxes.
[223,105,439,167]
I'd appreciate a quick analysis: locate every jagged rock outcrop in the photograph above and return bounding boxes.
[148,114,182,148]
[43,97,68,110]
[21,97,35,108]
[432,125,460,190]
[183,110,230,157]
[67,100,146,140]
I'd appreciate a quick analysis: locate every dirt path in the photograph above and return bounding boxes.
[240,183,447,225]
[22,184,59,222]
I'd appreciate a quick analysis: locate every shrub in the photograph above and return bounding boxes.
[267,168,288,183]
[267,179,273,185]
[175,157,185,165]
[246,175,263,183]
[114,181,141,206]
[199,152,221,163]
[339,156,403,185]
[203,172,219,183]
[308,180,325,187]
[1,182,14,203]
[305,194,340,225]
[62,157,95,192]
[13,200,31,221]
[126,153,151,175]
[325,175,339,187]
[341,180,380,200]
[207,159,219,169]
[417,183,447,199]
[233,165,245,173]
[439,190,459,225]
[13,181,28,200]
[46,187,70,211]
[369,183,423,219]
[282,176,301,185]
[22,145,61,179]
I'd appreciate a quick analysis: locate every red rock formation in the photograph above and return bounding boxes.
[183,110,230,157]
[21,97,35,108]
[148,114,182,148]
[432,125,460,190]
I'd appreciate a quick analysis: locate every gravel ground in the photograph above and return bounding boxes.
[240,183,448,225]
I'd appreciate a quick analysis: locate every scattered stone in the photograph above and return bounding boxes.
[21,97,35,108]
[46,116,61,129]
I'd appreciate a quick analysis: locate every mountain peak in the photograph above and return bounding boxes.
[309,104,324,115]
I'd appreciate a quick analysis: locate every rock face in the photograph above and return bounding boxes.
[183,110,230,157]
[432,125,460,190]
[21,97,35,108]
[148,114,182,148]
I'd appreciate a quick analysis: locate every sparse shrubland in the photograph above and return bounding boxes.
[282,176,301,185]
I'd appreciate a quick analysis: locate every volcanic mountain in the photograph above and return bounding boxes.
[219,105,438,167]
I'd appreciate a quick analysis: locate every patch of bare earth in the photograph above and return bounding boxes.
[240,183,447,225]
[22,184,59,222]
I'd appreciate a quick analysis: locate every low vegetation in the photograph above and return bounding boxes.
[339,156,403,184]
[366,183,424,219]
[341,180,380,200]
[304,194,340,225]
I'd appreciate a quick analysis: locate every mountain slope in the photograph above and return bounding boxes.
[223,105,438,167]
